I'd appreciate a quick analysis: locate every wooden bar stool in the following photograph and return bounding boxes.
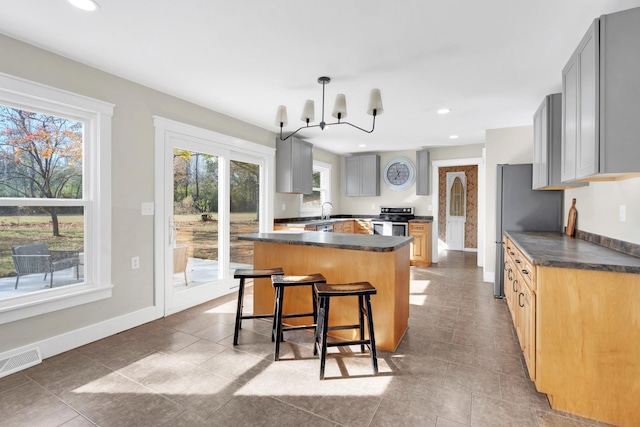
[271,273,326,361]
[313,282,378,380]
[233,267,284,345]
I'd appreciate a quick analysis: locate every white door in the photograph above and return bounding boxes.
[158,131,265,316]
[446,172,466,251]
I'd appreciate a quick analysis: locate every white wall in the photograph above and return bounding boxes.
[484,126,534,282]
[0,34,276,353]
[564,177,640,244]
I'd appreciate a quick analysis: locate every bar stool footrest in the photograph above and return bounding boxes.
[325,340,371,348]
[326,324,361,332]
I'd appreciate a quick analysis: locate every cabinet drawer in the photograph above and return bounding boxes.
[409,223,426,232]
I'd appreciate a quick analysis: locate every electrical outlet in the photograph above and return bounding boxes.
[141,202,154,215]
[131,256,140,269]
[619,205,626,222]
[281,203,286,211]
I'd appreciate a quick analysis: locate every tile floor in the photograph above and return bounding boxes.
[0,251,612,427]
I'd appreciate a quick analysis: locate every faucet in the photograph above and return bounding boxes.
[321,202,334,220]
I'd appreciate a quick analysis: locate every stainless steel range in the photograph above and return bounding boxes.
[371,206,415,236]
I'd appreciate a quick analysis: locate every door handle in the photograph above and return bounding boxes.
[169,216,175,245]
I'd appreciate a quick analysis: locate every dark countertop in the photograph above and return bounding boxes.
[505,231,640,274]
[409,218,433,223]
[239,231,413,253]
[275,216,433,227]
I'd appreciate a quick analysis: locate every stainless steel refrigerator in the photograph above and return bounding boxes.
[494,164,563,297]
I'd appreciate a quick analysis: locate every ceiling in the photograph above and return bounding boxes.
[1,0,640,155]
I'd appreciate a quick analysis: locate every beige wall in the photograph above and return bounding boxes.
[0,34,276,353]
[564,177,640,244]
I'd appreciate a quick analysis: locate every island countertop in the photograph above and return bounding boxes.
[239,231,413,253]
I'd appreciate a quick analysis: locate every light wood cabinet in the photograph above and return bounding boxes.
[345,154,380,197]
[504,233,640,426]
[561,8,640,182]
[503,236,536,380]
[276,137,313,193]
[354,219,372,235]
[409,222,431,267]
[332,220,354,234]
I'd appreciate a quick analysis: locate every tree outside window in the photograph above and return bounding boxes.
[0,105,85,292]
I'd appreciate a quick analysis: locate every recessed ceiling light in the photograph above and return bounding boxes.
[358,144,367,148]
[437,108,451,115]
[68,0,99,11]
[449,135,459,139]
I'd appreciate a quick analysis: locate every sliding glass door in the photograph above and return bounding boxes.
[158,127,269,316]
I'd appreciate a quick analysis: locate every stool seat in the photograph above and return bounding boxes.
[315,282,376,296]
[314,281,378,380]
[271,273,326,361]
[233,267,284,346]
[271,273,327,286]
[234,267,284,279]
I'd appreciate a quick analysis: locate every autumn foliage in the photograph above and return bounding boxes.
[0,106,83,236]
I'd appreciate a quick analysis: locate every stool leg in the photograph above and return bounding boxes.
[273,286,285,361]
[311,285,318,333]
[233,278,246,345]
[358,295,366,352]
[319,296,330,380]
[364,294,378,375]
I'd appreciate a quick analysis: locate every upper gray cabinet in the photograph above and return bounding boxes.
[561,7,640,182]
[416,149,431,195]
[345,154,380,197]
[275,137,312,194]
[533,94,587,190]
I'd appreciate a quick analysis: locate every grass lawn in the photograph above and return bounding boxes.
[0,213,259,277]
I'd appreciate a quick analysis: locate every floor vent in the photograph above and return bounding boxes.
[0,348,42,378]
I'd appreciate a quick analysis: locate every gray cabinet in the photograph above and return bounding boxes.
[534,94,586,190]
[276,137,312,194]
[561,7,640,181]
[416,150,430,195]
[345,154,380,196]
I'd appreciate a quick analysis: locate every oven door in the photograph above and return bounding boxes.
[390,222,408,236]
[372,221,407,236]
[371,221,385,236]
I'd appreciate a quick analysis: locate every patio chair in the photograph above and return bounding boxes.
[11,243,80,289]
[173,245,188,285]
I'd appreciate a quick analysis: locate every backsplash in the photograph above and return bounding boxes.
[575,229,640,257]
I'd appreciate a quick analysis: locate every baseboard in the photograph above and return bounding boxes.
[483,270,495,283]
[0,306,157,371]
[463,248,478,252]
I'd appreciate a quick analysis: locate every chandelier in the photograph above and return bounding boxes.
[275,76,383,141]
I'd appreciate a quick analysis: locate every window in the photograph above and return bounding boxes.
[0,72,113,324]
[300,161,331,215]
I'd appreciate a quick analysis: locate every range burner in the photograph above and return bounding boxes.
[377,206,415,222]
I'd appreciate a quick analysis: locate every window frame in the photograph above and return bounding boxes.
[0,72,113,324]
[299,160,332,216]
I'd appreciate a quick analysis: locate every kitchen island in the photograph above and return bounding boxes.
[238,231,412,351]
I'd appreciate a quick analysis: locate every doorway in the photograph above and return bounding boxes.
[154,118,274,317]
[431,155,485,267]
[446,172,466,251]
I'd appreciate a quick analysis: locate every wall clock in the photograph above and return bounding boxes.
[383,157,415,191]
